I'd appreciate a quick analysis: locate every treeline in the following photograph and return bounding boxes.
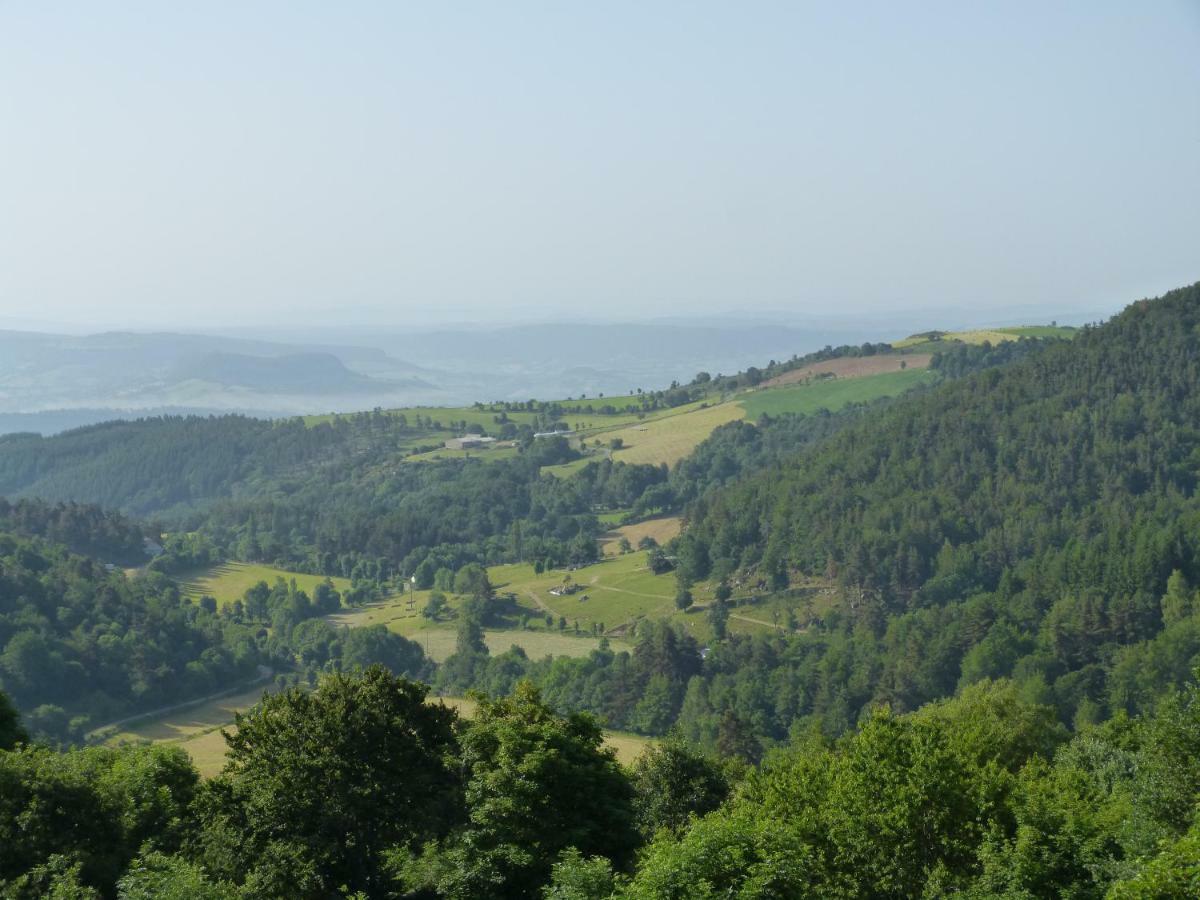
[0,414,364,516]
[0,527,433,745]
[0,530,261,743]
[4,668,1200,898]
[0,497,147,564]
[672,282,1200,729]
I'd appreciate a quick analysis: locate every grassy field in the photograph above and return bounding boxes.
[111,687,651,776]
[739,369,936,419]
[177,562,358,608]
[407,628,615,663]
[546,401,746,476]
[489,553,679,637]
[894,324,1078,349]
[763,352,931,387]
[601,516,683,556]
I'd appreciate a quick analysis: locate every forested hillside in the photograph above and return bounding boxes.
[677,282,1200,727]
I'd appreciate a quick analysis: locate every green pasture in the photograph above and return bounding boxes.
[739,368,936,419]
[176,562,358,608]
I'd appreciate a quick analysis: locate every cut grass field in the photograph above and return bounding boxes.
[739,368,937,419]
[408,628,615,663]
[894,324,1078,349]
[601,516,683,556]
[545,401,746,476]
[489,553,679,636]
[763,352,931,387]
[112,687,652,777]
[176,562,359,608]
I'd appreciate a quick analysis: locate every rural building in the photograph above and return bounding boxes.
[444,435,497,450]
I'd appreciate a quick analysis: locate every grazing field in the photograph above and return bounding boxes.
[116,688,650,777]
[763,353,931,387]
[601,516,683,556]
[408,628,615,663]
[739,368,936,419]
[546,401,746,476]
[176,562,358,608]
[489,553,678,636]
[894,324,1078,349]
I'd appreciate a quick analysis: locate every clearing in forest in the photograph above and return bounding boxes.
[739,368,936,419]
[762,353,931,387]
[176,562,358,608]
[601,516,683,556]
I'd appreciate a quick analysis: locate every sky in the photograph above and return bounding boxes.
[0,1,1197,331]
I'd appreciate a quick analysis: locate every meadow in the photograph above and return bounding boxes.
[105,683,651,776]
[893,324,1078,350]
[546,401,746,476]
[600,516,683,556]
[739,368,937,419]
[176,562,359,607]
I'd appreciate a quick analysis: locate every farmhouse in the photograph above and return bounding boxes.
[444,435,497,450]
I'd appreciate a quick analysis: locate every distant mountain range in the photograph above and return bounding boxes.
[0,319,882,434]
[0,314,1087,435]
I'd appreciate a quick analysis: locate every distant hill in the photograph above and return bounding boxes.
[169,351,400,393]
[0,330,441,433]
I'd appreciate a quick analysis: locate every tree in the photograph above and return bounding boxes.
[423,590,449,621]
[0,688,26,750]
[193,667,462,897]
[405,682,638,899]
[647,549,673,575]
[454,562,493,600]
[0,744,198,894]
[707,598,730,641]
[1161,569,1195,626]
[340,625,429,679]
[542,848,617,900]
[117,852,237,899]
[629,739,732,838]
[674,589,693,611]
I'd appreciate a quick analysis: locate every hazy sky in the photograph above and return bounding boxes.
[1,1,1197,330]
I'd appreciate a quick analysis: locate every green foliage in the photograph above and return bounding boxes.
[0,529,261,733]
[423,590,449,620]
[0,744,197,895]
[681,283,1200,730]
[192,667,461,898]
[0,689,26,750]
[404,682,637,899]
[116,852,236,900]
[629,739,732,838]
[542,849,618,900]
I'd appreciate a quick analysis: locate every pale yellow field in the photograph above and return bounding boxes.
[177,562,358,608]
[601,516,683,556]
[93,683,271,744]
[547,402,746,477]
[607,402,746,466]
[408,628,615,663]
[134,691,650,777]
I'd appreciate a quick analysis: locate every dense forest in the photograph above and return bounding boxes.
[669,283,1200,730]
[3,667,1200,897]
